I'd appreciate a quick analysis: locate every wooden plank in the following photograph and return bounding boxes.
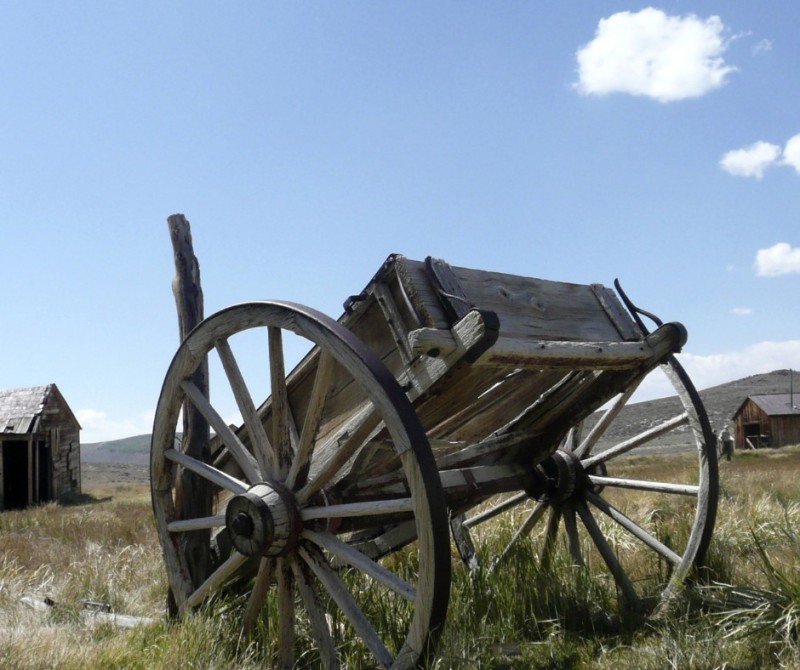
[590,284,641,341]
[475,321,685,370]
[393,256,450,329]
[425,257,472,321]
[369,281,414,365]
[451,265,632,343]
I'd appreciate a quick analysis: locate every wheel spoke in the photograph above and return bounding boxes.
[299,545,393,668]
[301,498,414,520]
[297,403,381,504]
[587,475,698,497]
[167,514,226,532]
[152,301,451,669]
[574,501,640,606]
[582,412,690,468]
[290,557,339,670]
[540,505,561,567]
[586,490,682,565]
[303,529,416,602]
[165,448,248,494]
[277,558,295,669]
[286,351,336,489]
[242,557,274,636]
[562,503,584,566]
[561,424,582,453]
[574,378,642,459]
[184,550,249,610]
[463,491,529,529]
[269,327,298,478]
[215,337,275,480]
[180,380,261,484]
[491,500,548,571]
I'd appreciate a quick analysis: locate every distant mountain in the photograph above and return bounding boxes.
[79,370,799,465]
[81,434,151,465]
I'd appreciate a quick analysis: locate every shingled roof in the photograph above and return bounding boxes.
[742,393,800,417]
[0,385,56,434]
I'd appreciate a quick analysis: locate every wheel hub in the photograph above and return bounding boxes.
[225,481,301,557]
[529,449,610,503]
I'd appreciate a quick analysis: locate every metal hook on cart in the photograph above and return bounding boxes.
[614,278,664,337]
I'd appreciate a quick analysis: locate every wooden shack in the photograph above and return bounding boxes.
[0,384,81,510]
[732,393,800,450]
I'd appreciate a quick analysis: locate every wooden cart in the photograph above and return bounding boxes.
[151,254,718,668]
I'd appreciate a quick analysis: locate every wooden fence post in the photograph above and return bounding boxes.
[168,214,212,596]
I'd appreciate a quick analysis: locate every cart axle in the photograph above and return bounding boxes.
[225,481,302,557]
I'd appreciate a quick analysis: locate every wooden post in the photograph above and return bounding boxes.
[168,214,212,595]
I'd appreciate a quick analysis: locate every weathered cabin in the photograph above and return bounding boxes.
[732,394,800,450]
[0,384,81,510]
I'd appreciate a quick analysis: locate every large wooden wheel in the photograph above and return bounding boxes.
[465,355,718,614]
[151,301,450,669]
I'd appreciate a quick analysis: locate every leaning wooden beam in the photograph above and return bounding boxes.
[168,213,212,590]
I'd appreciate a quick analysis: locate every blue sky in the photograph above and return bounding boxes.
[2,2,799,443]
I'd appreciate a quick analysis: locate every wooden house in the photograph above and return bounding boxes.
[732,393,800,451]
[0,384,81,510]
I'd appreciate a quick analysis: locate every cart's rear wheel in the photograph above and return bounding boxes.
[466,355,718,615]
[151,301,450,669]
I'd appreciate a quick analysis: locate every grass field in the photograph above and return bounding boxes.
[2,448,799,668]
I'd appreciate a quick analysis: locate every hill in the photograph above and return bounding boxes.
[81,434,151,465]
[591,368,797,453]
[79,369,798,465]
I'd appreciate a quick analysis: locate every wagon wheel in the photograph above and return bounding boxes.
[151,301,450,669]
[466,356,718,615]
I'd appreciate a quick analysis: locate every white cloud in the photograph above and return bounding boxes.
[719,141,781,178]
[680,340,800,392]
[720,133,800,179]
[782,133,800,173]
[635,340,800,400]
[752,38,773,56]
[574,8,736,102]
[755,242,800,277]
[77,408,154,443]
[730,307,752,316]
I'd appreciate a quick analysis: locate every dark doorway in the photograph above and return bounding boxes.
[2,440,29,509]
[743,422,767,449]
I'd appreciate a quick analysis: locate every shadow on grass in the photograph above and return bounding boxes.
[60,492,113,506]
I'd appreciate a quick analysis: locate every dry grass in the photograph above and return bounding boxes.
[2,449,800,668]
